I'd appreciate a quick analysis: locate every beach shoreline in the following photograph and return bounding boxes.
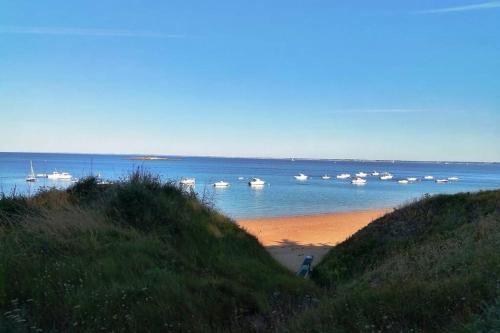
[237,208,392,272]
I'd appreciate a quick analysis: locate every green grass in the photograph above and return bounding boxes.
[286,190,500,332]
[0,172,314,332]
[1,174,499,332]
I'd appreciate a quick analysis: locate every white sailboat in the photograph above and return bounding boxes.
[26,161,36,182]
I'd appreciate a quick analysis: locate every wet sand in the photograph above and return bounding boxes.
[237,209,391,272]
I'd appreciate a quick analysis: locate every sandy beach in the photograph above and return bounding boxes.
[237,208,391,272]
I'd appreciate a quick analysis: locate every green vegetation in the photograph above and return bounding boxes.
[0,173,313,332]
[1,175,499,332]
[289,190,500,332]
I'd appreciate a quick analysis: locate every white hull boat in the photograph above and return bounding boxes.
[355,172,368,178]
[213,181,230,187]
[351,178,367,185]
[294,173,308,181]
[380,174,393,180]
[398,179,409,184]
[407,177,418,182]
[424,175,434,180]
[180,178,196,186]
[321,175,331,180]
[371,171,380,176]
[336,173,351,179]
[47,171,72,180]
[249,178,265,186]
[447,176,459,181]
[436,179,448,183]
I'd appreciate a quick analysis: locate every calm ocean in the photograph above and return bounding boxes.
[1,152,499,219]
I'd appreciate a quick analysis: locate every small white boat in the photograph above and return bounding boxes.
[36,173,48,178]
[47,171,72,180]
[447,176,459,181]
[351,178,367,185]
[355,172,368,178]
[398,179,409,184]
[336,173,351,179]
[249,178,265,186]
[294,173,308,181]
[213,181,230,187]
[180,178,196,186]
[424,175,434,180]
[380,173,393,180]
[237,176,245,180]
[371,171,380,176]
[436,179,448,183]
[26,161,36,182]
[321,175,331,180]
[407,177,418,182]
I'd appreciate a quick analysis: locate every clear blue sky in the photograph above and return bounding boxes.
[1,1,499,161]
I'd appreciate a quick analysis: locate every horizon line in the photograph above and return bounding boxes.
[1,150,498,164]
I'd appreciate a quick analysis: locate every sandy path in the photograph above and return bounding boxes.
[237,209,391,272]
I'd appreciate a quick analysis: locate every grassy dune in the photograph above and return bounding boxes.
[0,173,314,332]
[1,173,499,332]
[288,190,500,332]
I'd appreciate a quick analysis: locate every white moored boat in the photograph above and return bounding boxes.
[398,179,409,184]
[336,173,351,179]
[294,173,308,181]
[180,178,196,186]
[351,178,367,185]
[380,173,393,180]
[321,175,331,180]
[424,175,434,180]
[213,181,230,188]
[371,171,380,176]
[355,172,368,178]
[436,179,448,183]
[249,178,265,186]
[237,176,245,180]
[448,176,459,181]
[26,161,36,182]
[47,171,72,180]
[407,177,418,182]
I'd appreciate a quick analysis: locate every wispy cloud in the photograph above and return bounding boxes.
[0,26,185,38]
[328,109,429,114]
[416,1,500,14]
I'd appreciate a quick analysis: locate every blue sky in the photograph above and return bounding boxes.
[1,1,499,161]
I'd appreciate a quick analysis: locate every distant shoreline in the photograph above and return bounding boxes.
[128,156,169,161]
[0,151,498,164]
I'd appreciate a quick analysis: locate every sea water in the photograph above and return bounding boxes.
[1,152,499,219]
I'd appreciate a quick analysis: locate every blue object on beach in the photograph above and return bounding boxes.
[297,255,314,278]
